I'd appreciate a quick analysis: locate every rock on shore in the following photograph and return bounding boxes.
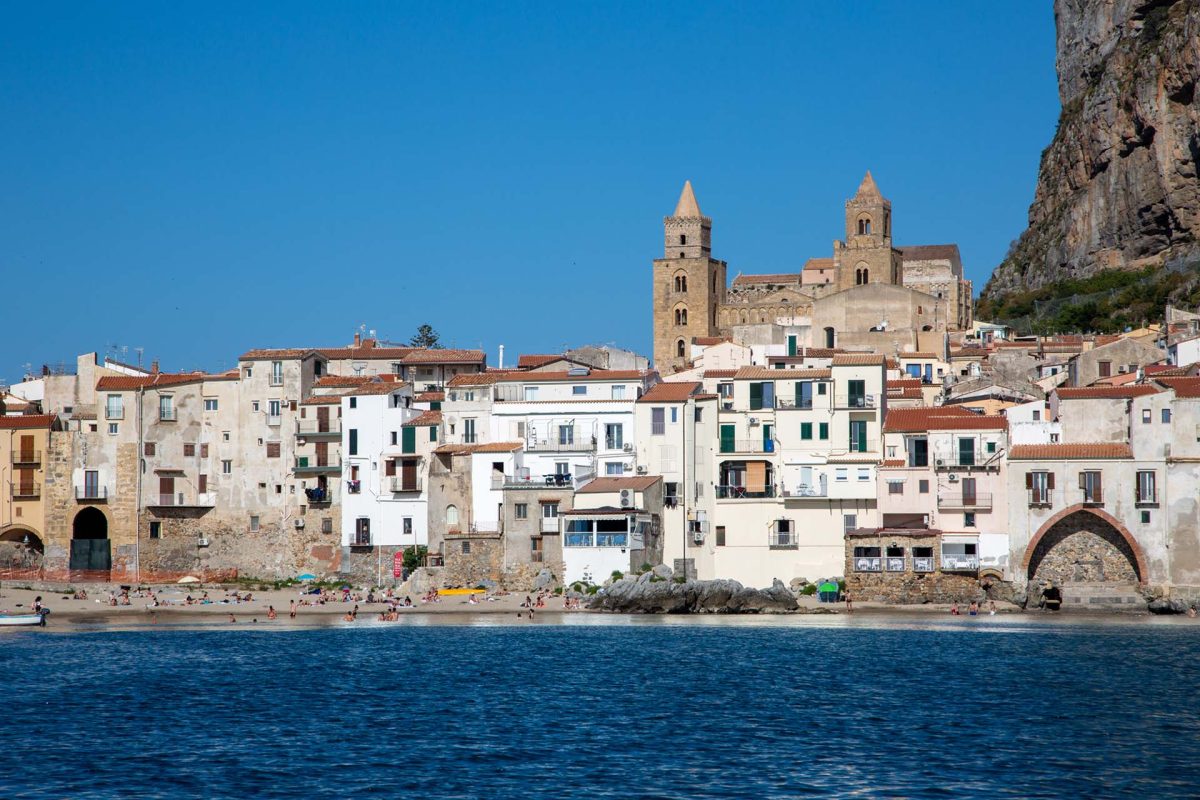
[587,573,799,614]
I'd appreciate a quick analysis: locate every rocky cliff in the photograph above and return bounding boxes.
[982,0,1199,301]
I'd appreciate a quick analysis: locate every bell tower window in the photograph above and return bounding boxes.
[676,339,686,358]
[675,307,688,326]
[680,235,687,245]
[674,273,688,293]
[858,217,872,235]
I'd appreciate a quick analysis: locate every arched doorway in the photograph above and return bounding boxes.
[1023,506,1145,605]
[70,507,111,573]
[0,528,44,573]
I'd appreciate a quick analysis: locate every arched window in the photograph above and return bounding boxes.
[824,327,836,348]
[856,268,869,285]
[674,273,688,293]
[858,217,871,235]
[675,307,688,326]
[446,505,459,527]
[676,339,686,358]
[680,234,687,245]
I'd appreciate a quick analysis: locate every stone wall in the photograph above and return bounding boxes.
[1029,527,1139,585]
[440,533,503,587]
[845,534,983,604]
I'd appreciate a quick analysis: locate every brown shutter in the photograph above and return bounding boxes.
[1094,473,1102,503]
[266,442,281,458]
[198,474,207,493]
[200,444,209,458]
[144,442,155,456]
[184,443,195,457]
[1047,472,1055,490]
[747,462,767,493]
[385,459,396,477]
[1025,472,1033,489]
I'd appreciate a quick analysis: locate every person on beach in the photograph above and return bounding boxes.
[968,601,979,616]
[403,596,413,607]
[228,614,236,623]
[289,600,297,619]
[844,592,853,613]
[950,603,960,616]
[989,601,997,616]
[267,606,277,620]
[33,596,43,613]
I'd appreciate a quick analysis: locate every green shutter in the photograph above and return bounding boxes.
[795,382,803,407]
[800,422,812,440]
[787,335,797,357]
[749,382,763,411]
[819,422,829,440]
[429,425,438,442]
[720,424,736,453]
[430,401,442,411]
[402,427,416,453]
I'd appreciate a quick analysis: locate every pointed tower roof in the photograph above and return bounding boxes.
[673,180,702,217]
[855,170,882,199]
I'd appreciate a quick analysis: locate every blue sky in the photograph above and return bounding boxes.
[0,2,1059,381]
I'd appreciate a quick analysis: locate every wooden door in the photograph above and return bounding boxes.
[316,441,328,466]
[317,406,330,432]
[19,434,34,461]
[961,477,977,506]
[401,459,417,490]
[159,476,175,506]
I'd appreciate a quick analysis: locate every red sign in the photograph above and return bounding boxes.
[393,552,405,578]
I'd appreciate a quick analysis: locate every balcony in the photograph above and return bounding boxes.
[149,492,216,508]
[782,483,828,498]
[159,409,177,422]
[525,436,596,453]
[10,482,40,499]
[885,556,906,572]
[11,450,41,467]
[266,415,282,427]
[716,485,777,500]
[76,485,109,502]
[499,468,595,490]
[912,556,935,573]
[718,439,776,454]
[296,419,341,438]
[105,407,124,420]
[776,398,815,410]
[842,439,879,455]
[540,517,560,534]
[938,492,993,510]
[304,487,333,504]
[768,531,798,550]
[941,555,980,572]
[854,556,882,572]
[294,457,342,475]
[1027,489,1051,508]
[389,476,423,493]
[835,394,877,409]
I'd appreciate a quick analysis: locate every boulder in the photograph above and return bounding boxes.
[531,568,555,592]
[1148,598,1189,615]
[651,564,674,580]
[588,576,799,614]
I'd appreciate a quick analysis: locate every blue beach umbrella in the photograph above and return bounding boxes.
[297,574,317,581]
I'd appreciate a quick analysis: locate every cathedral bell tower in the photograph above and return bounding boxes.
[835,170,903,290]
[652,181,727,373]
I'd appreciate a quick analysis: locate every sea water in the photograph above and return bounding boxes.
[1,615,1198,799]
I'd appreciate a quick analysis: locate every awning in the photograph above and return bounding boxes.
[941,534,979,544]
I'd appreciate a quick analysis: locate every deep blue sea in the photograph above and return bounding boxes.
[2,616,1199,799]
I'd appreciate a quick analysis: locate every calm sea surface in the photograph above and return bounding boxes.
[2,615,1199,799]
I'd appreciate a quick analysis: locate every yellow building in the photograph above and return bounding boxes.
[0,414,59,572]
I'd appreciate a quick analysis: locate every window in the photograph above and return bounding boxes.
[198,474,207,493]
[717,382,733,399]
[1141,510,1151,524]
[184,443,196,457]
[611,385,626,400]
[252,401,260,412]
[918,479,929,493]
[849,420,868,453]
[391,432,398,446]
[542,503,559,519]
[670,407,678,423]
[159,395,174,421]
[817,383,827,396]
[1162,408,1172,424]
[144,442,156,457]
[800,423,813,440]
[430,426,438,442]
[605,423,623,450]
[200,444,208,458]
[354,518,371,546]
[571,385,586,396]
[515,503,528,520]
[266,442,281,458]
[715,525,726,547]
[461,541,471,554]
[843,514,857,533]
[1027,471,1052,505]
[349,429,358,455]
[108,423,118,435]
[887,480,904,495]
[651,408,665,436]
[149,521,161,539]
[349,397,358,409]
[1142,409,1151,424]
[1080,470,1103,504]
[964,512,976,528]
[223,431,230,441]
[268,399,281,418]
[958,438,976,466]
[835,468,848,482]
[1032,409,1041,421]
[1136,471,1157,504]
[464,419,477,444]
[857,468,870,481]
[749,382,774,411]
[524,386,538,401]
[986,441,997,454]
[249,515,260,532]
[1097,361,1111,378]
[446,505,459,527]
[222,460,232,474]
[402,517,413,537]
[676,340,686,358]
[674,307,688,326]
[557,424,574,446]
[270,361,284,386]
[555,462,569,476]
[605,462,624,475]
[694,407,703,423]
[204,398,218,412]
[1050,433,1060,443]
[105,394,123,420]
[818,422,829,440]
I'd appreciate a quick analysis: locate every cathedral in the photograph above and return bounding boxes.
[651,173,974,372]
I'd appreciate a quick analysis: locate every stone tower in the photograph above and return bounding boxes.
[834,171,903,291]
[652,181,727,373]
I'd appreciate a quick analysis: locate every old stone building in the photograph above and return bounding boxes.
[651,173,974,372]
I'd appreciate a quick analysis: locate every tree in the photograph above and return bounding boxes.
[409,324,442,349]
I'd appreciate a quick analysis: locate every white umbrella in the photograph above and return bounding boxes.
[177,576,201,584]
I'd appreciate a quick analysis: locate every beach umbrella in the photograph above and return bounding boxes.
[296,574,317,581]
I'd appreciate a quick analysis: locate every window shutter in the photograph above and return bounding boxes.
[1047,472,1055,490]
[1025,472,1033,489]
[1094,473,1102,503]
[385,459,396,477]
[1078,472,1086,490]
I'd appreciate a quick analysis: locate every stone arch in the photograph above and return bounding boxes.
[0,526,44,554]
[857,216,872,235]
[673,270,688,293]
[740,310,748,325]
[676,339,686,358]
[1022,505,1147,585]
[673,305,688,326]
[73,507,109,540]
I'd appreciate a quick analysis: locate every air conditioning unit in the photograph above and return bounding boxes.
[636,465,648,475]
[948,473,959,483]
[294,518,305,528]
[935,458,946,467]
[622,443,634,453]
[692,531,705,545]
[619,489,632,508]
[749,417,760,426]
[197,537,210,547]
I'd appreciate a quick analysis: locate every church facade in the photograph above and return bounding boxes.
[652,173,974,372]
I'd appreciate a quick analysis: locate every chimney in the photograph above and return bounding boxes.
[498,344,505,370]
[353,332,362,347]
[150,360,159,375]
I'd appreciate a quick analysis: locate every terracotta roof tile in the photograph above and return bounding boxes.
[433,441,523,455]
[897,352,939,359]
[1009,443,1133,460]
[400,349,485,365]
[692,336,731,346]
[831,354,887,366]
[402,410,442,427]
[1155,377,1200,398]
[734,366,831,380]
[803,257,835,271]
[0,414,57,429]
[1055,386,1159,400]
[517,354,567,369]
[300,395,342,406]
[446,371,517,387]
[314,375,402,388]
[899,244,960,261]
[414,391,445,402]
[239,348,325,361]
[881,459,905,467]
[637,382,701,403]
[702,370,737,379]
[576,476,662,493]
[882,407,990,433]
[96,373,217,391]
[511,370,651,383]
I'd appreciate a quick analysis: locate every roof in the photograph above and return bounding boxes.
[402,410,442,427]
[314,375,401,388]
[1155,377,1200,398]
[239,348,324,361]
[637,382,701,403]
[854,170,882,199]
[734,366,831,380]
[346,381,410,396]
[951,348,991,358]
[561,506,646,516]
[882,406,978,433]
[803,257,835,271]
[499,369,650,384]
[96,373,222,391]
[897,352,939,359]
[692,336,731,346]
[899,244,960,262]
[1055,386,1159,400]
[400,349,485,365]
[702,369,737,379]
[516,354,574,369]
[881,459,905,467]
[0,414,57,429]
[673,180,702,217]
[300,395,342,406]
[831,354,887,366]
[414,391,445,402]
[433,441,524,455]
[1009,443,1133,460]
[731,273,802,287]
[576,476,662,493]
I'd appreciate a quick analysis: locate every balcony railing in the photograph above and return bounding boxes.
[885,557,906,572]
[768,531,798,549]
[540,517,560,534]
[296,419,341,437]
[11,450,41,466]
[525,436,596,453]
[716,485,777,499]
[718,439,776,454]
[854,556,882,572]
[835,394,877,409]
[783,484,828,498]
[352,532,371,547]
[159,409,177,421]
[913,557,935,573]
[938,492,993,510]
[105,407,124,420]
[295,457,342,474]
[304,487,333,504]
[845,438,878,454]
[151,492,216,507]
[1027,489,1051,508]
[469,520,501,534]
[10,482,40,499]
[76,485,109,501]
[389,476,423,493]
[941,555,980,572]
[776,398,815,409]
